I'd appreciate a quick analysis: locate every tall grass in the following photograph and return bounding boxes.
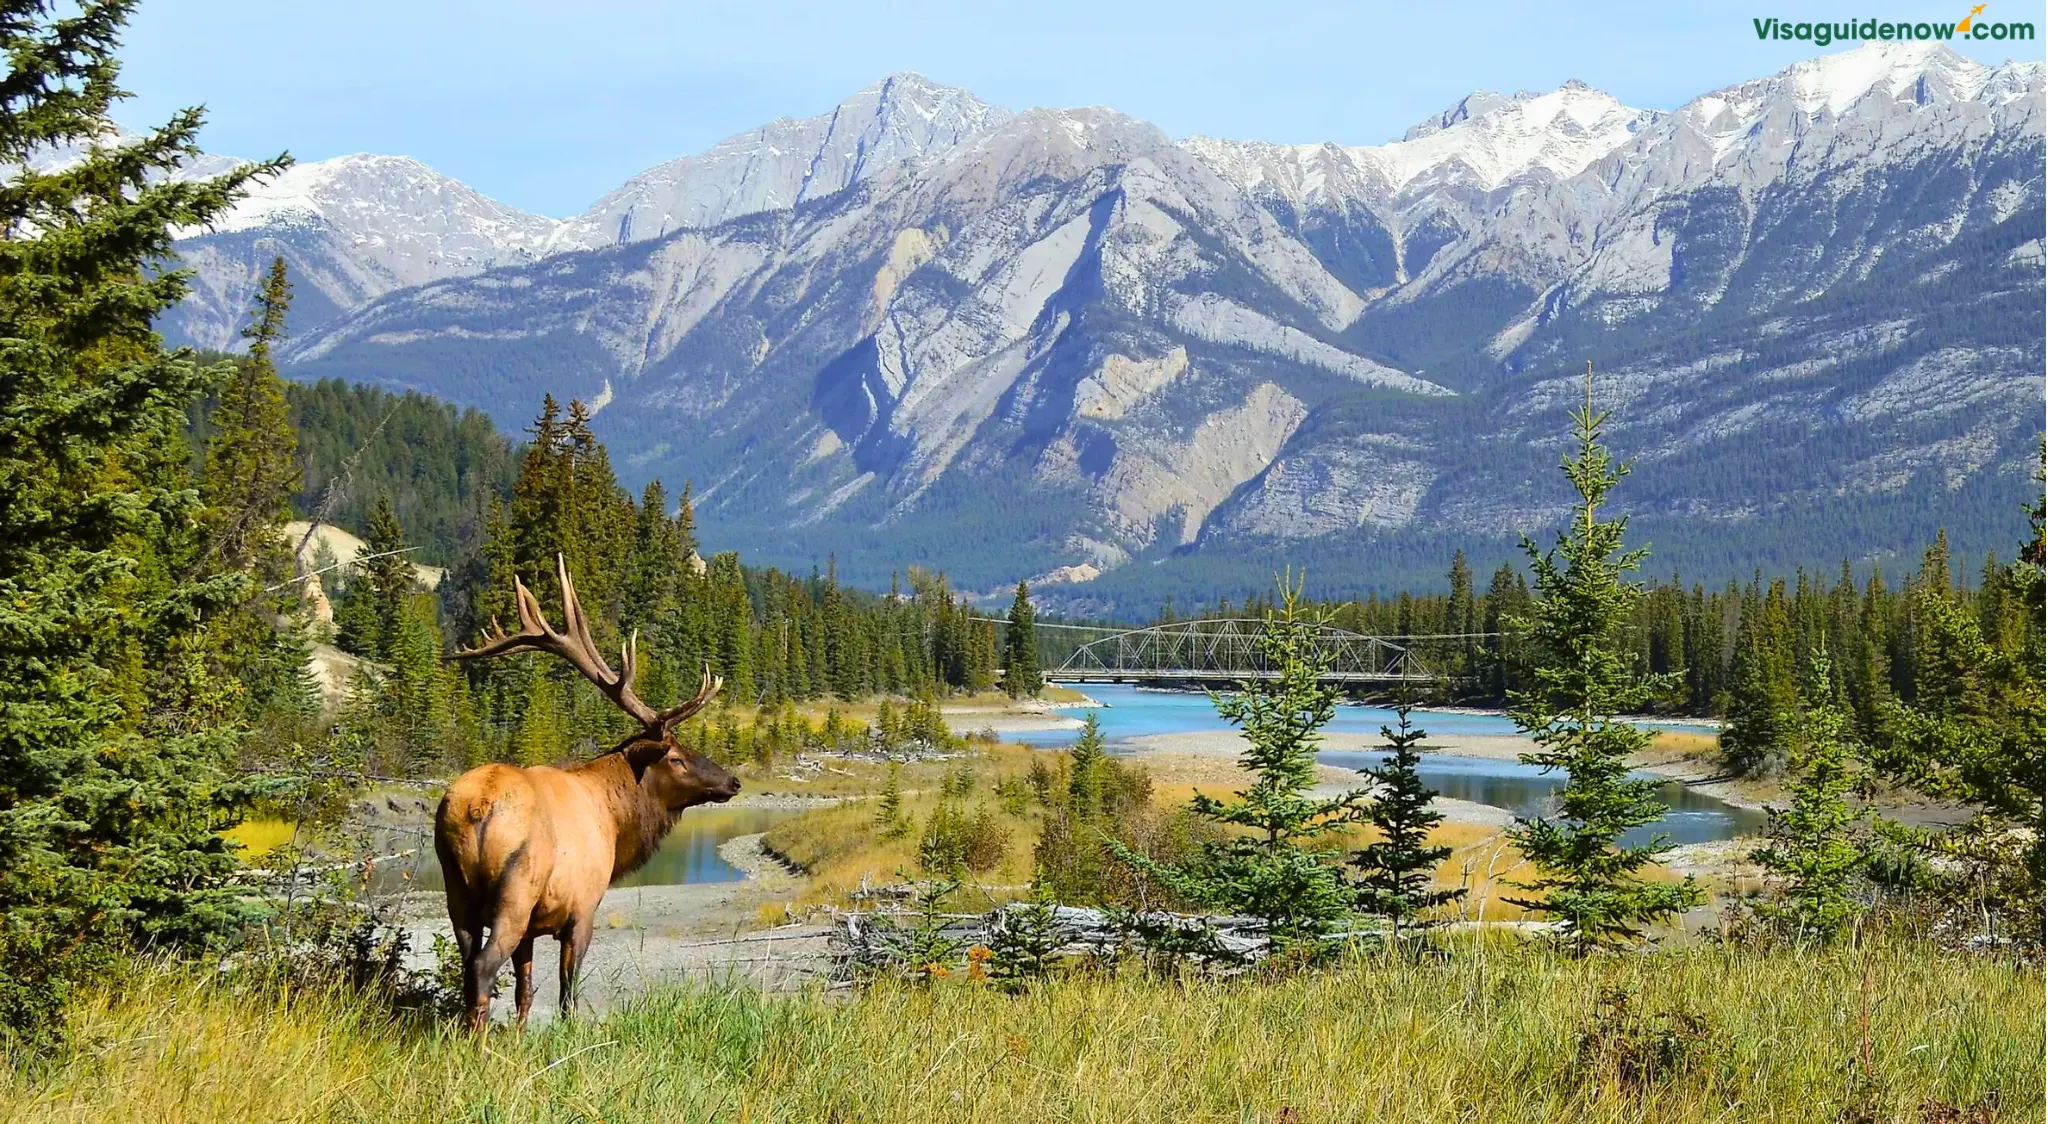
[7,938,2037,1122]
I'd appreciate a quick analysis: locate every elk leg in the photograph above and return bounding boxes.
[467,906,532,1032]
[444,880,484,1021]
[557,917,595,1019]
[511,937,537,1026]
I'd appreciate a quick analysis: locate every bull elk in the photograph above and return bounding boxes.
[435,556,736,1030]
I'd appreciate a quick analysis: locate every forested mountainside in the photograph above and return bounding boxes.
[283,378,517,568]
[137,44,2043,611]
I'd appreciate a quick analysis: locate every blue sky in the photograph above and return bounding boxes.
[119,0,2042,217]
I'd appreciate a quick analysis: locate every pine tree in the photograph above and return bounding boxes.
[876,761,908,838]
[561,398,633,621]
[1119,577,1368,958]
[1845,569,1894,742]
[197,256,311,727]
[201,256,300,576]
[505,396,573,621]
[874,698,900,751]
[336,494,416,658]
[1720,586,1797,777]
[1003,580,1041,698]
[708,552,755,704]
[1067,712,1108,820]
[1503,365,1704,954]
[1869,517,2045,948]
[386,593,454,776]
[0,0,285,1050]
[515,670,566,766]
[987,887,1068,994]
[1446,550,1475,682]
[1748,653,1864,941]
[1349,706,1463,941]
[1481,563,1527,701]
[1038,712,1114,898]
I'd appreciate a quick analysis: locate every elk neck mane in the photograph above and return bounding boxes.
[567,751,684,879]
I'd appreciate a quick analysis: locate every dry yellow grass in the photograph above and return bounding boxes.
[754,742,1565,922]
[6,938,2037,1123]
[761,744,1044,909]
[1646,730,1721,758]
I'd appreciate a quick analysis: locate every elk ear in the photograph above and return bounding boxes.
[621,736,669,777]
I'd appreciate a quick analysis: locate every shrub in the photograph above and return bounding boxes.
[919,804,1008,877]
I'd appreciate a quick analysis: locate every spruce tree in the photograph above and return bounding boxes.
[1481,563,1527,701]
[0,0,285,1049]
[876,761,908,838]
[1446,551,1475,681]
[1869,516,2045,948]
[201,256,299,576]
[708,551,755,704]
[1720,588,1797,778]
[515,672,565,766]
[1120,578,1368,957]
[336,494,415,658]
[1503,365,1704,954]
[1003,580,1041,698]
[385,593,454,776]
[1349,706,1463,941]
[1067,712,1108,820]
[1042,712,1112,897]
[198,255,312,726]
[1748,653,1864,941]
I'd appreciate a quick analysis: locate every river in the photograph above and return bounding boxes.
[1011,684,1762,845]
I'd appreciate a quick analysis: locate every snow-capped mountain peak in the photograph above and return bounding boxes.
[1180,79,1655,219]
[1671,43,2042,163]
[1402,90,1525,140]
[549,71,1011,251]
[1779,41,1997,114]
[210,154,557,253]
[1368,80,1658,192]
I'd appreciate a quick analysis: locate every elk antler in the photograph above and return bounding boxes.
[456,554,721,735]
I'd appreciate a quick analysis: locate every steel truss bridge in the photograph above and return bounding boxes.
[1040,618,1441,684]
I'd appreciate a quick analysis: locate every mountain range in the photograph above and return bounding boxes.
[123,43,2048,608]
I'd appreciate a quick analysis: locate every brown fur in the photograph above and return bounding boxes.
[434,734,738,1029]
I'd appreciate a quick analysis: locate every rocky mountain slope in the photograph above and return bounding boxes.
[154,43,2044,606]
[150,74,1009,349]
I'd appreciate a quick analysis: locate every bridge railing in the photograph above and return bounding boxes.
[1045,618,1439,683]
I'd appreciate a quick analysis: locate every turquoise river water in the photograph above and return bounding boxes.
[1007,684,1761,846]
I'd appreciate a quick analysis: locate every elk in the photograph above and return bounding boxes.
[435,555,736,1030]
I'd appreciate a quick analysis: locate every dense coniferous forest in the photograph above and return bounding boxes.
[1149,535,2039,749]
[301,391,1002,779]
[188,361,520,568]
[286,378,517,567]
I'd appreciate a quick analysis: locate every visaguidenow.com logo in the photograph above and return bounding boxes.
[1755,4,2035,45]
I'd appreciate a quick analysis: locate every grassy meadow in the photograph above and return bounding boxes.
[5,937,2037,1123]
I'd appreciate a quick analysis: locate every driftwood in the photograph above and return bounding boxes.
[826,902,1291,981]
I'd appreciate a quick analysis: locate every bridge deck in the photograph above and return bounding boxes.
[1044,669,1437,683]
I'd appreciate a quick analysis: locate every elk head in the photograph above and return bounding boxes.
[456,555,739,807]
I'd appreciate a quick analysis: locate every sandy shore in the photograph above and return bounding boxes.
[1122,742,1518,827]
[941,698,1089,735]
[1117,727,1773,816]
[947,712,1086,734]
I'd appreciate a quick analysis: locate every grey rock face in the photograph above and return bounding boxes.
[137,43,2043,601]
